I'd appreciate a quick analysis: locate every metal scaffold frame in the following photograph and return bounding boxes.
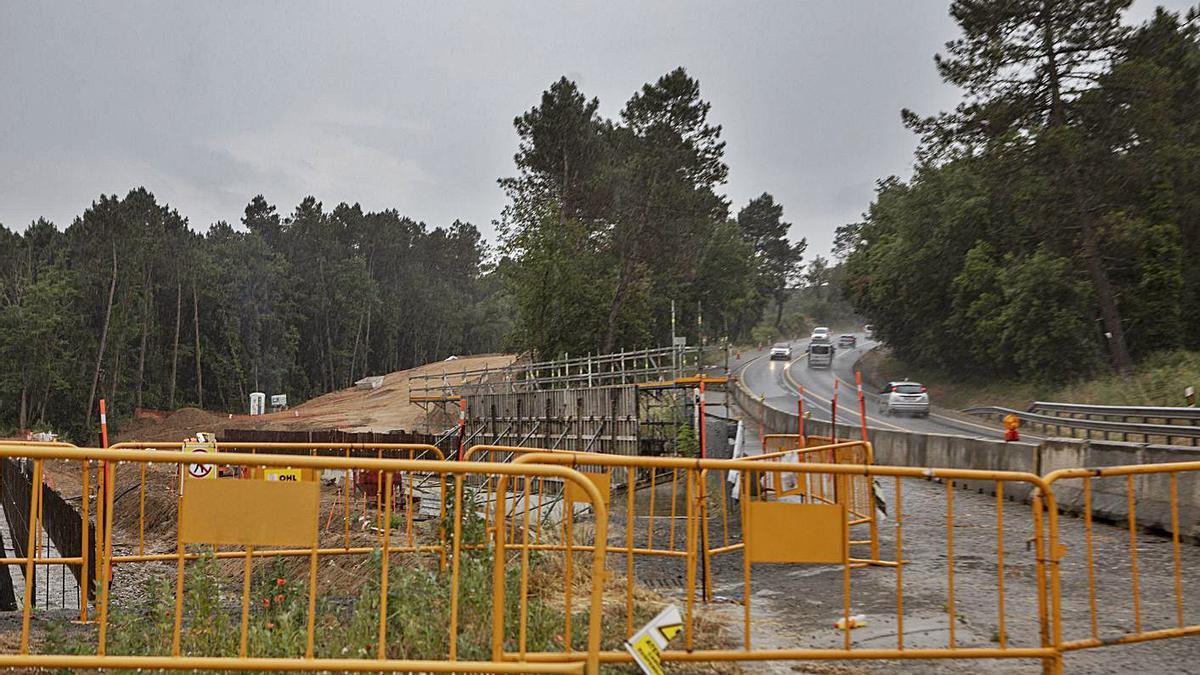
[409,344,730,406]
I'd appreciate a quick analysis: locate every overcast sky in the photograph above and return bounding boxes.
[1,1,1190,257]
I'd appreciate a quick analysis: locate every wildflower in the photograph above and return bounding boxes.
[276,578,286,587]
[262,598,270,609]
[274,593,285,604]
[266,621,275,630]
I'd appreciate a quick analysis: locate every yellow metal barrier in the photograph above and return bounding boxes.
[750,435,882,565]
[1044,461,1200,663]
[467,445,1059,670]
[0,443,606,674]
[22,436,1200,671]
[108,441,448,567]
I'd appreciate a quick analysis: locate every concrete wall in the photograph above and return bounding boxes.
[1041,438,1200,540]
[731,372,1200,538]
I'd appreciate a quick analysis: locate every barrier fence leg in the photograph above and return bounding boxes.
[699,471,712,603]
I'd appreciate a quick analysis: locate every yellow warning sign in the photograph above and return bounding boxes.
[625,605,682,675]
[629,633,663,675]
[264,468,304,482]
[657,620,682,643]
[182,441,218,480]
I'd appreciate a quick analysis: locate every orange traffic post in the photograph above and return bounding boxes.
[855,371,869,442]
[797,387,805,440]
[831,380,839,443]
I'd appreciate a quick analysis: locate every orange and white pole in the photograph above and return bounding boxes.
[98,399,112,585]
[99,399,109,448]
[698,380,707,459]
[831,380,839,443]
[856,371,869,442]
[758,394,766,449]
[797,386,805,441]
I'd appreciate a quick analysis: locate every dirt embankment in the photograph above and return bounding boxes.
[114,353,517,443]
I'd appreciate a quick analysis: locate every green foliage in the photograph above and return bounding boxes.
[0,189,507,440]
[866,348,1200,412]
[45,544,566,669]
[499,69,803,357]
[844,5,1200,383]
[673,422,699,458]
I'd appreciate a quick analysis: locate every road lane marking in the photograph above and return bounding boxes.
[781,357,909,432]
[827,344,1040,439]
[740,339,1041,441]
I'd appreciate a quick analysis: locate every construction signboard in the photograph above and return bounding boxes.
[183,440,218,480]
[624,605,683,675]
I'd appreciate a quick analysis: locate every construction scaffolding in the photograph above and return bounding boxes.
[422,344,732,457]
[409,344,730,405]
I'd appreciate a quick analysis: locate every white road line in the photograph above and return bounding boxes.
[741,342,1034,440]
[781,357,908,432]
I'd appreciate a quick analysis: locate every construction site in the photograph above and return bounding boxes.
[0,343,1198,674]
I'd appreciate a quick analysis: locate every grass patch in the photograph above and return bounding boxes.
[41,484,736,674]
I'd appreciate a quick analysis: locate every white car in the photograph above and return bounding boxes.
[879,381,930,417]
[811,327,830,341]
[769,343,793,360]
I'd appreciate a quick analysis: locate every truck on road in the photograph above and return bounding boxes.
[806,338,834,369]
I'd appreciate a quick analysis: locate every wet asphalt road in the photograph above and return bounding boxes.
[735,336,1036,441]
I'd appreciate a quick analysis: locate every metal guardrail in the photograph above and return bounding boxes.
[964,406,1200,446]
[1030,401,1200,426]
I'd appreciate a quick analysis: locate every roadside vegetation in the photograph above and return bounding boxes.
[0,192,507,441]
[43,489,735,673]
[863,348,1200,411]
[0,68,809,444]
[838,4,1200,387]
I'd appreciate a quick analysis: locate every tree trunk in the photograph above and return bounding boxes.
[36,383,49,426]
[602,246,640,354]
[169,280,181,409]
[108,347,121,406]
[347,310,364,387]
[361,301,372,380]
[1063,148,1134,375]
[325,320,336,391]
[1080,218,1134,374]
[1040,4,1066,128]
[18,385,27,431]
[85,247,118,430]
[193,283,203,409]
[135,271,151,409]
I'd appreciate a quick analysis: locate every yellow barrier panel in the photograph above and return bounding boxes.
[108,441,448,566]
[751,434,882,565]
[0,443,606,674]
[179,478,320,546]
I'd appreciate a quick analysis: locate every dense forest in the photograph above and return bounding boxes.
[840,3,1200,382]
[497,68,805,358]
[0,193,506,438]
[1,67,806,439]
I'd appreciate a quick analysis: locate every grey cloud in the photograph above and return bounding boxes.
[2,0,1194,252]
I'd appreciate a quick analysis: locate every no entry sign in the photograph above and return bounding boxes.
[183,440,218,480]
